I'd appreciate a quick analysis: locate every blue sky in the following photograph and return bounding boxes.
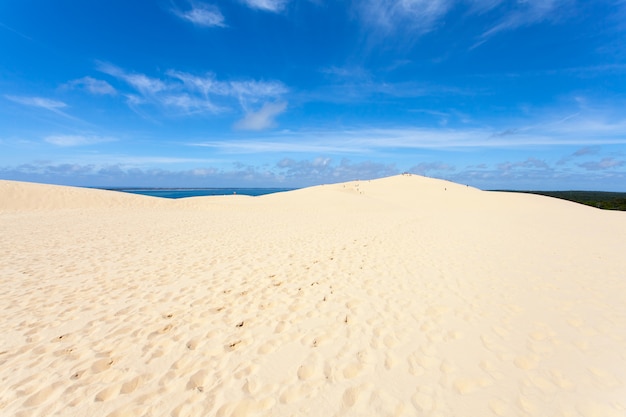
[1,0,625,190]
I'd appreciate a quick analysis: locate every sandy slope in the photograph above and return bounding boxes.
[0,175,625,417]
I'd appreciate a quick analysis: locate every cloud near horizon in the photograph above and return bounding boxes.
[44,135,116,147]
[2,153,625,190]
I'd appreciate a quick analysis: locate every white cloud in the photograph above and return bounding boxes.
[497,157,551,172]
[241,0,289,13]
[193,112,626,154]
[235,101,287,130]
[476,0,567,44]
[166,70,287,102]
[161,94,223,114]
[5,95,67,112]
[97,62,168,95]
[467,0,503,14]
[578,157,625,171]
[67,77,116,95]
[358,0,570,44]
[410,162,456,175]
[275,157,398,183]
[166,70,229,96]
[97,65,288,124]
[230,80,288,101]
[44,135,116,147]
[4,95,81,120]
[357,0,453,34]
[174,3,226,27]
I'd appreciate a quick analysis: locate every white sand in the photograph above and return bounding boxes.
[1,175,625,417]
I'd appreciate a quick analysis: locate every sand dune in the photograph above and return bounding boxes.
[1,175,625,417]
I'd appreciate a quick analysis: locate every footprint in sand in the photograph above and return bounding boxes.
[274,321,288,333]
[516,394,537,414]
[588,367,621,389]
[384,353,397,370]
[216,398,275,417]
[342,386,362,408]
[411,388,436,413]
[527,373,557,394]
[186,337,200,350]
[342,362,363,379]
[548,369,574,390]
[513,355,539,370]
[95,383,121,402]
[120,374,149,394]
[234,363,259,379]
[91,358,114,373]
[23,381,64,407]
[369,389,407,417]
[297,353,319,380]
[280,383,312,404]
[186,370,208,391]
[451,376,492,395]
[407,350,437,375]
[489,398,509,416]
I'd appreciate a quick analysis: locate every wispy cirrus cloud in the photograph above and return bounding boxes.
[166,70,229,97]
[241,0,289,13]
[357,0,453,35]
[475,0,569,46]
[167,70,287,104]
[5,95,67,113]
[96,63,288,128]
[97,62,168,96]
[44,134,116,147]
[229,80,288,103]
[357,0,570,45]
[467,0,503,14]
[173,2,226,27]
[66,76,117,95]
[160,93,223,114]
[192,112,626,154]
[3,95,81,121]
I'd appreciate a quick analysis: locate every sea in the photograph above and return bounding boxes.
[104,188,295,199]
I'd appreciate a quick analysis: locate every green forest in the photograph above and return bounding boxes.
[503,191,626,211]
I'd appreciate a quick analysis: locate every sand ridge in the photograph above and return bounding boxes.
[1,175,625,417]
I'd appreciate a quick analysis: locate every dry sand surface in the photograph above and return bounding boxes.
[1,174,625,417]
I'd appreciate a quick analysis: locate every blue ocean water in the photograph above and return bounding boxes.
[106,188,294,199]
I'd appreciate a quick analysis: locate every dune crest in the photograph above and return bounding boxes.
[1,175,625,416]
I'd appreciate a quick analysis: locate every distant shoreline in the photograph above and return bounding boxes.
[99,187,296,199]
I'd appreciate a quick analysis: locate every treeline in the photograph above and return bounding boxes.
[504,191,626,211]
